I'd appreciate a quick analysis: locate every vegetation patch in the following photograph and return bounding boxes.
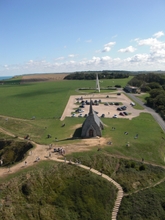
[0,161,117,220]
[65,152,165,194]
[0,140,33,166]
[128,73,165,119]
[118,181,165,220]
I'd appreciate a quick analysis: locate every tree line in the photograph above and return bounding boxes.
[128,73,165,120]
[64,71,130,80]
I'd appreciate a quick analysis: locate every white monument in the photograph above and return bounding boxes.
[96,73,100,92]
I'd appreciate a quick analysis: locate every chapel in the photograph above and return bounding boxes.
[81,101,104,138]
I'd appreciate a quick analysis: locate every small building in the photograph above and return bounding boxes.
[124,85,138,93]
[81,101,104,138]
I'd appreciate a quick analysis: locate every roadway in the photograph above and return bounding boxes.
[125,92,165,132]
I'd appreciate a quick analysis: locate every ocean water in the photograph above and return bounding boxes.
[0,76,13,80]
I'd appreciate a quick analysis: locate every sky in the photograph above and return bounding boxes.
[0,0,165,76]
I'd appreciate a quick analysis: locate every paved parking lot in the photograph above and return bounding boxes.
[61,92,147,121]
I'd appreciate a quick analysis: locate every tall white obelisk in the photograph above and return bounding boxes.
[96,73,100,92]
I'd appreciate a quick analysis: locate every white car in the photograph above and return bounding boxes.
[72,113,76,117]
[130,102,135,106]
[78,113,83,117]
[113,114,118,118]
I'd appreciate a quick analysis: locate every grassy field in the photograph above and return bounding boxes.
[0,77,133,119]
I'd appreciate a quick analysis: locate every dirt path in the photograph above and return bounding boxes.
[125,176,165,197]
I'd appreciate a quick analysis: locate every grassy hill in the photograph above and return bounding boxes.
[0,161,116,220]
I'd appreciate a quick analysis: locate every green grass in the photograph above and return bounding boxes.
[0,77,132,119]
[102,113,165,164]
[64,113,165,165]
[136,92,150,103]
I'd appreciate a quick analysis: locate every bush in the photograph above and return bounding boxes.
[139,164,145,171]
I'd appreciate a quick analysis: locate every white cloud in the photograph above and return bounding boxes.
[111,35,117,39]
[138,38,160,46]
[153,31,164,38]
[118,46,136,53]
[95,49,101,53]
[68,54,77,58]
[136,35,165,63]
[85,39,92,43]
[55,57,65,61]
[102,41,116,52]
[1,31,165,76]
[126,54,149,63]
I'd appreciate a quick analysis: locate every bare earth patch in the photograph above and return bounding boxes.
[21,73,68,83]
[64,137,109,155]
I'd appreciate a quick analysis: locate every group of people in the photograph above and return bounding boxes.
[35,156,40,162]
[54,147,65,155]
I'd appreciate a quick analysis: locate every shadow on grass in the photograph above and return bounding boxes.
[56,127,82,142]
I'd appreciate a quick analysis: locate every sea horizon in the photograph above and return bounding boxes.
[0,76,13,80]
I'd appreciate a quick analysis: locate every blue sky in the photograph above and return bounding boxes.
[0,0,165,76]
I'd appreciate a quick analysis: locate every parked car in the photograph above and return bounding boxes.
[78,114,83,117]
[123,112,128,115]
[113,114,118,118]
[121,106,127,110]
[130,102,135,106]
[101,114,105,118]
[84,114,88,117]
[119,112,124,116]
[104,102,109,106]
[76,109,84,113]
[72,113,76,117]
[117,107,122,111]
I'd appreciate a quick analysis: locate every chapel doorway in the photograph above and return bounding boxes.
[89,129,94,137]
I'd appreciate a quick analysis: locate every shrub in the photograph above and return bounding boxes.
[139,164,145,171]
